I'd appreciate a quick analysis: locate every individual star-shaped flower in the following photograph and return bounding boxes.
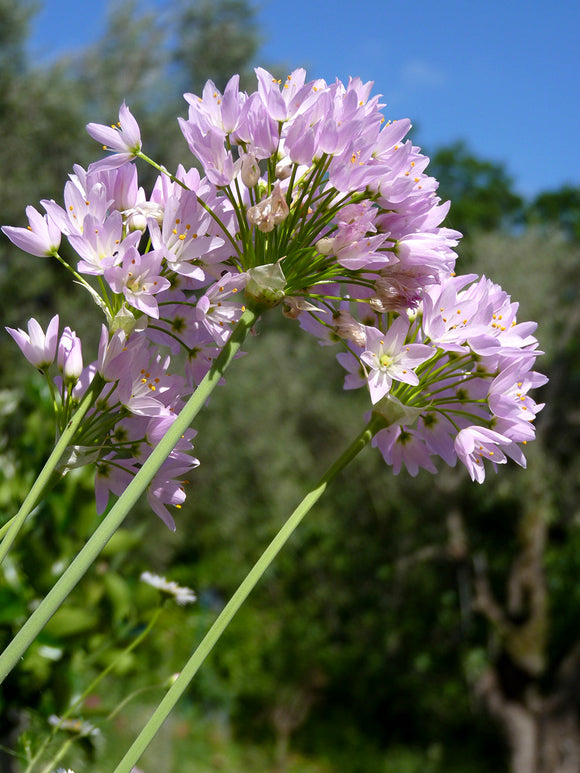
[86,102,142,170]
[105,247,171,318]
[360,315,433,404]
[2,205,61,257]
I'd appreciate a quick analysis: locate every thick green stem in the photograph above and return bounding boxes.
[0,376,104,567]
[0,308,257,684]
[113,413,386,773]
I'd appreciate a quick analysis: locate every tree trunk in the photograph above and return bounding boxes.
[470,443,580,773]
[477,667,580,773]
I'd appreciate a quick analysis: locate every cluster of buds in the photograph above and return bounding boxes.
[3,67,545,527]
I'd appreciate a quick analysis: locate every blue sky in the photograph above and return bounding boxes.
[28,0,579,199]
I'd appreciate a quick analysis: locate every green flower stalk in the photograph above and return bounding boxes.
[113,412,387,773]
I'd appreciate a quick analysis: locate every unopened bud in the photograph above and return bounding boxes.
[240,153,261,188]
[123,202,165,231]
[57,327,83,382]
[315,237,335,256]
[275,158,292,180]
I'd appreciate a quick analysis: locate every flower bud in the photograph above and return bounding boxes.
[315,237,335,256]
[240,153,261,188]
[123,202,165,231]
[275,158,292,180]
[57,327,83,383]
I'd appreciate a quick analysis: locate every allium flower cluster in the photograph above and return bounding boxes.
[3,67,546,528]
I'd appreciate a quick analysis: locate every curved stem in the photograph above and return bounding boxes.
[112,412,386,773]
[0,375,104,567]
[0,308,258,684]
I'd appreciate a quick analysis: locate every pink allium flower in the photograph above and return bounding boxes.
[195,272,248,344]
[147,451,200,531]
[2,205,61,257]
[255,67,314,123]
[41,171,110,236]
[95,456,139,514]
[86,102,142,170]
[97,325,130,381]
[454,426,510,483]
[360,316,434,404]
[183,74,245,134]
[8,66,548,526]
[68,213,142,276]
[6,315,59,371]
[57,326,83,383]
[373,425,438,476]
[105,247,171,318]
[116,344,184,417]
[148,189,225,279]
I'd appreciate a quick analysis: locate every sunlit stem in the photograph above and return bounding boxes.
[0,308,258,685]
[112,412,388,773]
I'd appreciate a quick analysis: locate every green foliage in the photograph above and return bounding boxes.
[172,0,262,94]
[0,0,35,83]
[525,184,580,241]
[427,140,524,236]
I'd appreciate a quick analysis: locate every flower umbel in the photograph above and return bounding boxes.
[3,65,547,530]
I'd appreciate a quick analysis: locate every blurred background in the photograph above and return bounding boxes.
[0,1,579,771]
